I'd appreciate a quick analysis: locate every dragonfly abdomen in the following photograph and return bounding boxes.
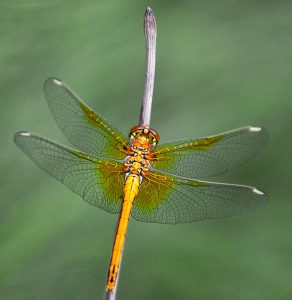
[106,173,140,292]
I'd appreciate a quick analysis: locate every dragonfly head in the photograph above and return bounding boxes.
[129,125,160,151]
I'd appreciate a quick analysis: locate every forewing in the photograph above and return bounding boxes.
[151,126,268,179]
[14,131,125,213]
[131,170,267,224]
[44,77,129,159]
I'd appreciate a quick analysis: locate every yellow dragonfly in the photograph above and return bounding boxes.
[14,77,268,293]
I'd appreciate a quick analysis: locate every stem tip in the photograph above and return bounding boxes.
[145,6,153,16]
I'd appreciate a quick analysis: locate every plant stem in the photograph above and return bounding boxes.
[139,6,157,127]
[103,6,157,300]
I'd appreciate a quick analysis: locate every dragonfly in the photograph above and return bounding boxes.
[14,77,268,293]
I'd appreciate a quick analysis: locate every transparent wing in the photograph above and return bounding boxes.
[44,77,129,159]
[14,131,125,213]
[150,126,268,179]
[132,170,268,224]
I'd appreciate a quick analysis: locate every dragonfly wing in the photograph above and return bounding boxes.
[44,78,129,159]
[14,131,125,213]
[151,126,268,179]
[131,170,268,224]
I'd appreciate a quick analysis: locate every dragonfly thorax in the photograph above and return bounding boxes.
[124,153,150,177]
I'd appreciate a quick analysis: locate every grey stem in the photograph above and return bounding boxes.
[139,6,157,127]
[104,7,157,300]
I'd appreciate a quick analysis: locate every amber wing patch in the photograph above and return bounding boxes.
[131,169,267,224]
[151,127,268,179]
[44,77,129,159]
[14,131,125,213]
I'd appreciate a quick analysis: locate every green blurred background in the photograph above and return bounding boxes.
[1,1,292,299]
